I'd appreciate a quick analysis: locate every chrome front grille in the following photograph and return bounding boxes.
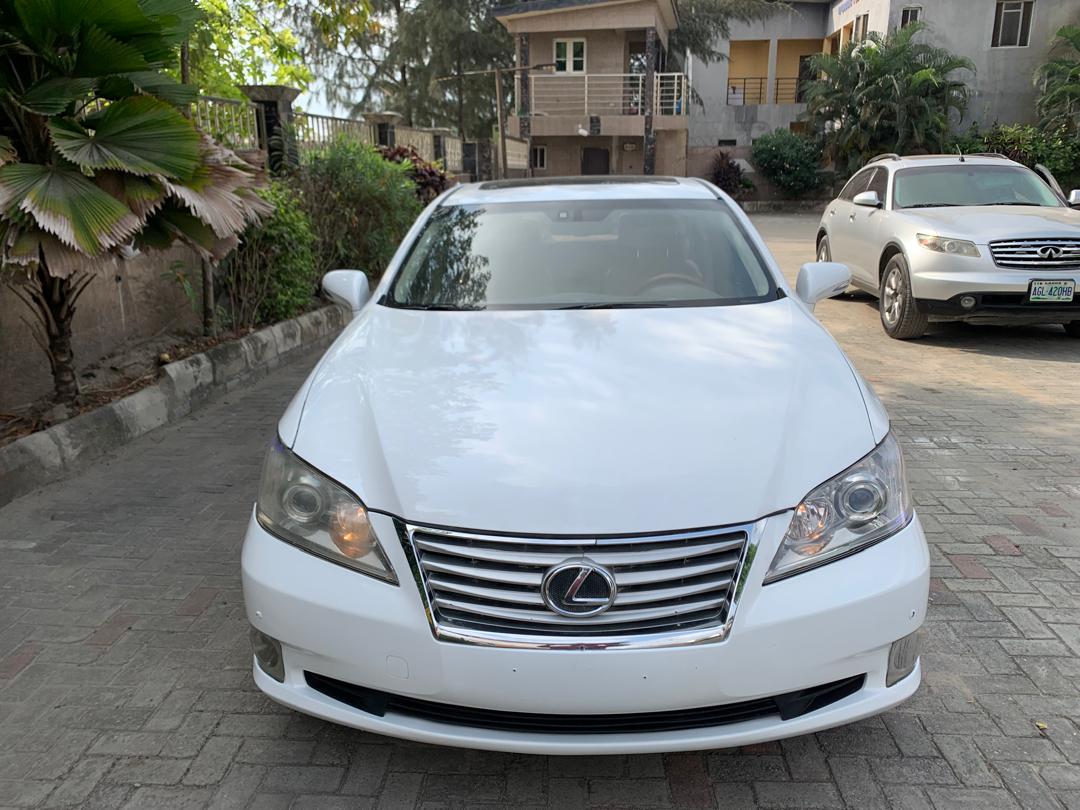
[990,238,1080,269]
[401,522,753,646]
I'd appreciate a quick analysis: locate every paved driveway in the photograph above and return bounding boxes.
[1,214,1079,809]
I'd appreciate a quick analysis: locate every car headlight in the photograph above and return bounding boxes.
[256,437,396,583]
[765,433,913,584]
[916,234,980,257]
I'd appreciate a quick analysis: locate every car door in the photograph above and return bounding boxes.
[826,168,874,272]
[846,167,889,290]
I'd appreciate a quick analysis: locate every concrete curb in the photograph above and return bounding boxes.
[0,304,348,508]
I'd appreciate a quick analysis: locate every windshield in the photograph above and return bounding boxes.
[893,165,1063,209]
[386,199,778,310]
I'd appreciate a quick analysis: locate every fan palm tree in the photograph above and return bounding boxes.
[1037,24,1080,133]
[0,0,270,404]
[803,23,973,174]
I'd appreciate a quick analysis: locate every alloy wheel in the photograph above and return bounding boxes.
[882,267,902,326]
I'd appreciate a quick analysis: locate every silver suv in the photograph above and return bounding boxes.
[816,154,1080,339]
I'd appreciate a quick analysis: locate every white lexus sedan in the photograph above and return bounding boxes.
[242,177,930,754]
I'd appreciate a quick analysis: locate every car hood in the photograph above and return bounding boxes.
[289,298,878,535]
[902,205,1080,242]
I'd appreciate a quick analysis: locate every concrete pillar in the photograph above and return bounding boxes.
[518,33,531,142]
[766,38,779,105]
[240,84,300,173]
[643,27,657,175]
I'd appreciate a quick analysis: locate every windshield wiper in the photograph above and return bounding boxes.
[981,202,1045,207]
[394,303,484,311]
[899,203,963,209]
[555,301,685,310]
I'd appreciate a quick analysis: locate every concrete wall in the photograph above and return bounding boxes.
[1,246,204,410]
[529,130,683,176]
[688,2,830,149]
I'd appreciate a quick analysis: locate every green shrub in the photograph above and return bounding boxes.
[709,151,752,197]
[750,130,821,196]
[982,124,1080,188]
[298,138,423,282]
[221,180,318,329]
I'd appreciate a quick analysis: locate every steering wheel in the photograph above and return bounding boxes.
[633,272,711,296]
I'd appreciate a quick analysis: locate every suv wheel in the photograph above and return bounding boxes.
[817,235,831,263]
[880,255,928,339]
[1065,321,1080,338]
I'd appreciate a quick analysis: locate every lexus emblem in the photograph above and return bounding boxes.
[541,560,617,617]
[1038,245,1064,259]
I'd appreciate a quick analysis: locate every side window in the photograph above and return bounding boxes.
[866,168,888,201]
[839,169,873,201]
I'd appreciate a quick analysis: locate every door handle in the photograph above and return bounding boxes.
[828,208,835,216]
[849,213,856,221]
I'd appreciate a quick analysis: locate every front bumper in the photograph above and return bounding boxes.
[909,251,1080,322]
[241,511,929,754]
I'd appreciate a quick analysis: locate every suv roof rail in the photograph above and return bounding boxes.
[867,153,900,164]
[966,152,1009,159]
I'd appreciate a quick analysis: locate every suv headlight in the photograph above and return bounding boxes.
[916,234,979,257]
[765,433,913,583]
[256,437,396,583]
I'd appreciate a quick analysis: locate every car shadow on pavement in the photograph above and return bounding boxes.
[840,292,1080,363]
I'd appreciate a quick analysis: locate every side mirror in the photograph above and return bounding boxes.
[1068,189,1080,207]
[323,270,370,317]
[796,261,851,311]
[853,190,882,208]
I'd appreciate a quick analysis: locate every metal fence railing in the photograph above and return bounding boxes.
[192,96,262,150]
[726,77,767,106]
[291,111,375,151]
[773,77,810,105]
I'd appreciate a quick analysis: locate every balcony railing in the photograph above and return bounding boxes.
[726,78,766,106]
[529,73,689,118]
[774,77,810,105]
[727,77,811,106]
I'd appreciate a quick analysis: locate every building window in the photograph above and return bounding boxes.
[900,6,921,27]
[554,39,586,73]
[992,1,1034,47]
[530,145,546,170]
[717,139,736,147]
[853,13,870,42]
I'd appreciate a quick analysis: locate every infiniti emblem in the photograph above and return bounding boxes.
[1038,245,1064,259]
[541,560,617,617]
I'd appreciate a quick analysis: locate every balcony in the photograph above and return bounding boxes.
[726,77,810,106]
[529,73,689,118]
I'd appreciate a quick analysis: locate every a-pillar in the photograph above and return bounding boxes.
[643,27,657,175]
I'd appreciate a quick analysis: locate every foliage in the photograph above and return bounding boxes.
[709,151,751,197]
[982,124,1080,188]
[670,0,783,65]
[183,0,313,98]
[1036,25,1080,133]
[0,0,269,403]
[750,130,821,195]
[296,138,421,281]
[220,181,317,329]
[378,145,450,204]
[802,23,973,174]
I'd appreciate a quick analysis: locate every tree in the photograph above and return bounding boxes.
[0,0,270,405]
[1036,24,1080,133]
[802,23,973,174]
[184,0,313,99]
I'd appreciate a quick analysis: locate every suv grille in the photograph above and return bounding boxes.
[990,238,1080,269]
[401,522,751,642]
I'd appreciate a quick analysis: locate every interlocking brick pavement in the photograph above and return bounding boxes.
[1,213,1079,808]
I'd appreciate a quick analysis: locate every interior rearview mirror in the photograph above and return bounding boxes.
[323,270,371,317]
[1068,189,1080,207]
[796,262,851,311]
[853,190,882,208]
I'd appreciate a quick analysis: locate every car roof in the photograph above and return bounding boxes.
[443,176,719,205]
[866,154,1027,171]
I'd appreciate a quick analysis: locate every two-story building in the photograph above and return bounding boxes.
[690,0,1075,170]
[497,0,1072,179]
[494,0,690,176]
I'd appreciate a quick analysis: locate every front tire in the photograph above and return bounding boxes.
[1065,321,1080,338]
[816,235,831,263]
[879,255,928,340]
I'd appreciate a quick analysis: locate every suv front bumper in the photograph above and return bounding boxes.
[241,510,929,754]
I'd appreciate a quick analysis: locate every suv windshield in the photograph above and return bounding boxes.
[386,199,777,310]
[893,165,1063,209]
